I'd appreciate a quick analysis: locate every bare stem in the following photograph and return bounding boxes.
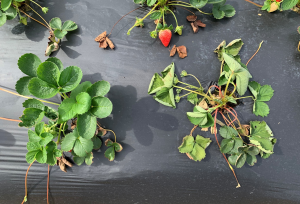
[246,41,264,66]
[21,161,35,204]
[105,129,117,142]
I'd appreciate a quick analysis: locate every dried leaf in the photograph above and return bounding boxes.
[187,15,197,22]
[211,127,217,134]
[105,139,113,146]
[98,126,107,136]
[71,119,77,130]
[58,160,67,172]
[191,22,199,33]
[237,124,250,136]
[177,46,187,59]
[170,45,177,57]
[61,157,73,167]
[201,127,209,132]
[99,39,108,48]
[106,38,115,49]
[95,31,107,42]
[269,2,278,13]
[154,19,163,24]
[195,20,206,28]
[198,100,208,109]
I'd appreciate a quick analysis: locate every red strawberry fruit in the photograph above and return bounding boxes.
[159,29,172,47]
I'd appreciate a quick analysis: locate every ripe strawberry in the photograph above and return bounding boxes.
[159,29,172,47]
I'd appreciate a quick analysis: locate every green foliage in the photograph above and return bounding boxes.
[49,18,78,39]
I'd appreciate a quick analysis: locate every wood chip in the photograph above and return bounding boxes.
[191,22,199,33]
[177,45,187,59]
[195,20,206,28]
[187,15,197,22]
[170,45,177,57]
[95,31,107,42]
[106,38,115,49]
[99,39,108,48]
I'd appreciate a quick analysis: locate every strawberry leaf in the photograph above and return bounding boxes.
[147,0,157,6]
[85,152,94,165]
[28,78,59,99]
[87,80,110,98]
[46,57,64,72]
[19,108,44,128]
[23,99,44,110]
[18,53,42,77]
[1,0,12,11]
[92,137,102,150]
[105,147,115,161]
[89,96,113,118]
[225,39,243,56]
[154,87,176,108]
[59,66,83,92]
[220,138,234,153]
[281,0,298,10]
[195,135,211,149]
[62,20,78,31]
[77,113,97,139]
[70,81,92,99]
[61,129,78,152]
[190,0,208,8]
[16,76,33,96]
[189,143,206,161]
[148,73,165,94]
[219,126,238,139]
[236,152,247,168]
[37,61,60,87]
[0,11,7,27]
[178,135,194,153]
[49,17,62,30]
[73,137,93,157]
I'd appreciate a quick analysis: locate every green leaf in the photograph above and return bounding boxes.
[226,96,237,104]
[223,52,242,72]
[19,108,44,128]
[46,141,61,166]
[228,138,243,154]
[73,137,93,157]
[298,26,300,34]
[220,138,234,153]
[195,135,211,149]
[161,63,175,89]
[187,93,199,105]
[58,92,92,122]
[23,99,44,110]
[248,81,261,98]
[221,4,236,17]
[235,69,249,96]
[147,0,156,6]
[49,17,62,30]
[73,156,85,165]
[247,146,260,156]
[5,6,17,20]
[105,147,115,161]
[54,29,68,39]
[148,73,165,94]
[228,154,238,166]
[212,5,225,19]
[61,20,78,31]
[236,153,247,168]
[44,106,58,120]
[35,122,45,136]
[178,135,195,153]
[85,152,94,165]
[134,0,146,3]
[61,129,78,151]
[250,121,271,138]
[190,0,208,8]
[26,150,38,163]
[257,85,274,102]
[37,61,60,87]
[189,143,206,161]
[28,129,41,142]
[219,126,238,139]
[150,11,161,20]
[92,137,102,150]
[70,81,92,99]
[59,66,83,92]
[187,106,208,126]
[77,113,97,139]
[87,81,110,98]
[246,154,257,166]
[105,139,114,147]
[0,10,7,27]
[113,142,123,152]
[42,7,49,14]
[199,113,214,128]
[253,101,270,117]
[225,39,243,56]
[18,53,41,77]
[207,0,225,4]
[281,0,298,10]
[15,76,33,96]
[19,16,27,25]
[46,57,64,72]
[27,142,41,151]
[28,78,59,99]
[39,133,54,146]
[218,72,228,86]
[89,96,113,118]
[250,136,273,154]
[1,0,12,11]
[36,147,47,164]
[154,87,176,108]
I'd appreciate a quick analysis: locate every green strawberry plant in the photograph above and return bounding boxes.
[101,0,235,48]
[15,53,122,203]
[0,0,78,56]
[247,0,300,13]
[148,39,276,187]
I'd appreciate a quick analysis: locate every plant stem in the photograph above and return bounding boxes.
[56,123,64,145]
[0,117,22,122]
[245,0,263,8]
[235,95,255,100]
[189,125,198,136]
[30,0,43,10]
[246,41,263,66]
[59,93,66,99]
[173,85,211,100]
[298,41,300,52]
[0,87,60,106]
[105,129,117,142]
[224,72,234,97]
[18,8,49,29]
[21,161,35,204]
[167,3,212,15]
[220,60,224,75]
[177,81,199,89]
[62,122,66,137]
[25,3,52,31]
[179,92,192,98]
[229,82,236,97]
[63,92,69,99]
[167,9,178,27]
[175,6,195,15]
[47,165,50,204]
[187,74,202,88]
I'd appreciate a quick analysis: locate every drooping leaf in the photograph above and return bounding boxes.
[113,142,123,152]
[70,81,92,99]
[23,99,45,110]
[61,20,78,31]
[37,61,60,87]
[225,39,243,56]
[178,135,194,153]
[105,147,115,161]
[49,17,62,30]
[148,73,165,94]
[77,113,97,139]
[18,53,41,77]
[220,138,234,153]
[59,66,83,93]
[87,80,110,98]
[46,57,64,72]
[28,78,59,99]
[89,96,113,118]
[161,63,175,89]
[105,139,114,147]
[219,126,238,139]
[187,93,199,105]
[190,0,208,8]
[154,87,176,108]
[19,108,44,128]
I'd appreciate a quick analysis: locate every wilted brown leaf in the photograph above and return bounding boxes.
[99,39,108,48]
[154,19,163,24]
[191,22,199,33]
[187,15,197,22]
[177,45,187,59]
[105,139,113,146]
[97,126,107,136]
[95,31,107,42]
[106,38,115,49]
[61,157,73,167]
[195,20,206,28]
[269,2,278,12]
[201,127,209,132]
[237,124,250,136]
[58,160,67,173]
[170,45,177,57]
[198,100,208,109]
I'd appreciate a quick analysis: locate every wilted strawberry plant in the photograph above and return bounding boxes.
[97,0,235,48]
[246,0,300,13]
[2,53,122,203]
[0,0,78,56]
[148,39,275,187]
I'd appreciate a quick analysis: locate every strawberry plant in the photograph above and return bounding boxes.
[0,0,78,56]
[9,53,122,203]
[246,0,300,13]
[97,0,236,48]
[148,39,276,187]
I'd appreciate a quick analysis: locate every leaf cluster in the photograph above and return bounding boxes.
[262,0,299,12]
